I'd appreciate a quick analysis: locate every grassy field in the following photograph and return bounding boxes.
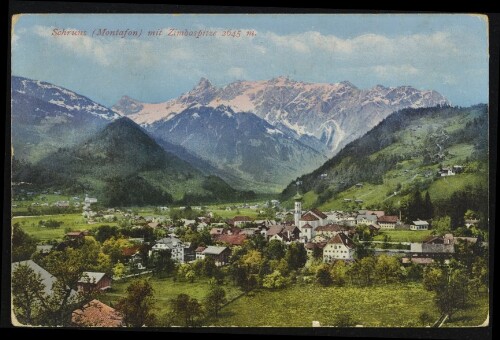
[443,292,489,327]
[12,194,77,214]
[13,213,118,241]
[213,283,440,327]
[426,173,486,202]
[373,229,432,243]
[101,275,243,316]
[309,172,485,212]
[209,208,261,219]
[100,277,488,327]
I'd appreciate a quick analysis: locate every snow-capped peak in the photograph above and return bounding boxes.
[13,76,119,121]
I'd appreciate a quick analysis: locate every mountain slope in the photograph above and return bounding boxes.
[15,117,253,205]
[281,104,488,211]
[11,76,120,162]
[115,77,449,156]
[147,104,328,192]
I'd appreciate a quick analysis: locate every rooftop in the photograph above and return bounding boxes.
[316,224,345,232]
[72,299,123,327]
[215,234,247,246]
[310,208,328,219]
[413,220,429,226]
[378,215,399,223]
[78,272,107,284]
[202,246,229,255]
[301,213,319,221]
[327,233,355,249]
[12,260,77,298]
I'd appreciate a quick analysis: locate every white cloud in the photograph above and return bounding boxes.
[227,67,248,79]
[33,25,112,66]
[14,22,487,106]
[373,64,419,77]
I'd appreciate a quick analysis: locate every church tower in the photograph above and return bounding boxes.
[293,192,303,227]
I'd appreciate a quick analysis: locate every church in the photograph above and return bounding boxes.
[293,193,330,242]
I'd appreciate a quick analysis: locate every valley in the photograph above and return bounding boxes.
[10,76,489,329]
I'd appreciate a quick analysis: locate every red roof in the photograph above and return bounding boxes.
[310,208,328,219]
[300,213,319,221]
[233,216,252,222]
[316,224,344,232]
[195,246,206,253]
[327,233,355,249]
[301,223,313,229]
[121,245,140,256]
[229,227,242,234]
[72,299,123,327]
[366,210,385,218]
[215,234,247,246]
[378,215,399,223]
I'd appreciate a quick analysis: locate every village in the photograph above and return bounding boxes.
[11,188,487,327]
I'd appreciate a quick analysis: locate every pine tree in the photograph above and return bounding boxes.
[423,191,434,220]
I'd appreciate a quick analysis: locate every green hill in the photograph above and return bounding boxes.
[281,105,488,222]
[13,117,255,206]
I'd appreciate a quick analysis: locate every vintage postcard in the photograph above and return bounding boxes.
[10,13,490,330]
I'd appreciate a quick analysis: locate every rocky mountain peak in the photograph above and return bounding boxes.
[195,77,214,90]
[112,95,144,116]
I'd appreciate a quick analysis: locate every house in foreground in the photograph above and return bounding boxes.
[77,272,112,293]
[72,299,123,327]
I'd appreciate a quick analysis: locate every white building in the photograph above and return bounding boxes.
[356,213,378,225]
[323,233,356,262]
[84,195,97,204]
[377,215,400,229]
[411,220,429,230]
[150,236,187,263]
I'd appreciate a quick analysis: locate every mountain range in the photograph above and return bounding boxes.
[12,75,455,200]
[113,77,449,192]
[11,76,255,205]
[114,77,449,156]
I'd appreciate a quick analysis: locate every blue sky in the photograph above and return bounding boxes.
[12,14,488,107]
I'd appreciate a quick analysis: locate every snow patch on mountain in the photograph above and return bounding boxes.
[266,127,284,135]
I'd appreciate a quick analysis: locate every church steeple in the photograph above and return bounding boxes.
[294,191,303,227]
